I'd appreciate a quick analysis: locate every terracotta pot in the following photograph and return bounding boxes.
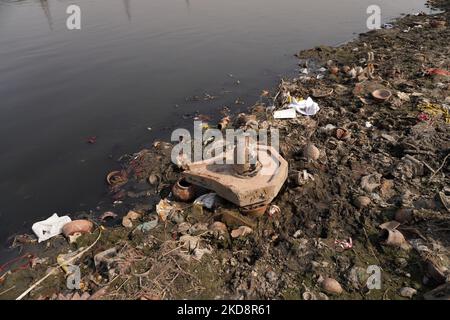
[62,220,94,237]
[335,128,351,140]
[240,203,268,217]
[106,170,127,186]
[172,178,196,202]
[371,89,392,102]
[430,20,446,28]
[379,228,406,247]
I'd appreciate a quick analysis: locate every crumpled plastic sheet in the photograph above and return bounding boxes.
[32,213,72,243]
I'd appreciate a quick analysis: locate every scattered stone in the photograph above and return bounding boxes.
[399,287,417,299]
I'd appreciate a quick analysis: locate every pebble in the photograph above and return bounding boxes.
[399,287,417,299]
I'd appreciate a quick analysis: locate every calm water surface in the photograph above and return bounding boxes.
[0,0,428,261]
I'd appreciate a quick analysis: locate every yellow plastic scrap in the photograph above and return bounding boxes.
[418,102,450,124]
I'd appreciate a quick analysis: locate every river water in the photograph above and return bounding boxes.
[0,0,428,261]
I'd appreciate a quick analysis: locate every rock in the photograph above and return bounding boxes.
[265,270,278,284]
[360,173,382,193]
[399,287,417,299]
[321,278,343,295]
[209,221,228,234]
[231,226,253,238]
[329,66,339,75]
[354,196,371,208]
[379,179,395,198]
[303,143,320,161]
[148,174,159,185]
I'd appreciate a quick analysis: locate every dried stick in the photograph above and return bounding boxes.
[16,230,102,300]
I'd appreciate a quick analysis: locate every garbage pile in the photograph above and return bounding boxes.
[1,0,449,300]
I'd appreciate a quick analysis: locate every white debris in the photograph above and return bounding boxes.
[290,97,320,116]
[193,193,217,209]
[274,108,297,119]
[32,213,72,243]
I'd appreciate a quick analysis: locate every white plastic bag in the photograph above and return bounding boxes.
[290,97,320,116]
[32,213,72,243]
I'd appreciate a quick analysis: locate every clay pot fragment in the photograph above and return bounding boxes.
[231,226,253,238]
[321,278,343,295]
[354,196,371,209]
[379,227,407,248]
[329,66,339,75]
[371,89,392,102]
[303,143,320,161]
[430,20,446,28]
[99,211,118,222]
[62,220,93,237]
[335,128,351,140]
[172,178,196,202]
[106,171,127,187]
[267,204,281,217]
[240,203,268,217]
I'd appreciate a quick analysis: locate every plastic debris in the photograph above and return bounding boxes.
[426,68,450,76]
[156,198,185,222]
[334,237,353,251]
[122,210,142,228]
[273,108,296,119]
[193,193,217,209]
[32,213,72,243]
[135,218,158,232]
[418,102,450,123]
[290,97,320,116]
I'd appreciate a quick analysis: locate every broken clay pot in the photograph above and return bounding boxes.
[240,203,268,217]
[379,228,406,248]
[62,220,93,237]
[371,89,392,102]
[172,178,196,202]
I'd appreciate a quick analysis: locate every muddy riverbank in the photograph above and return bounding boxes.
[1,0,449,300]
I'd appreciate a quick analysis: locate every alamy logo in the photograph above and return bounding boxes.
[66,264,81,290]
[366,265,382,290]
[66,5,81,30]
[171,121,280,176]
[366,5,381,30]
